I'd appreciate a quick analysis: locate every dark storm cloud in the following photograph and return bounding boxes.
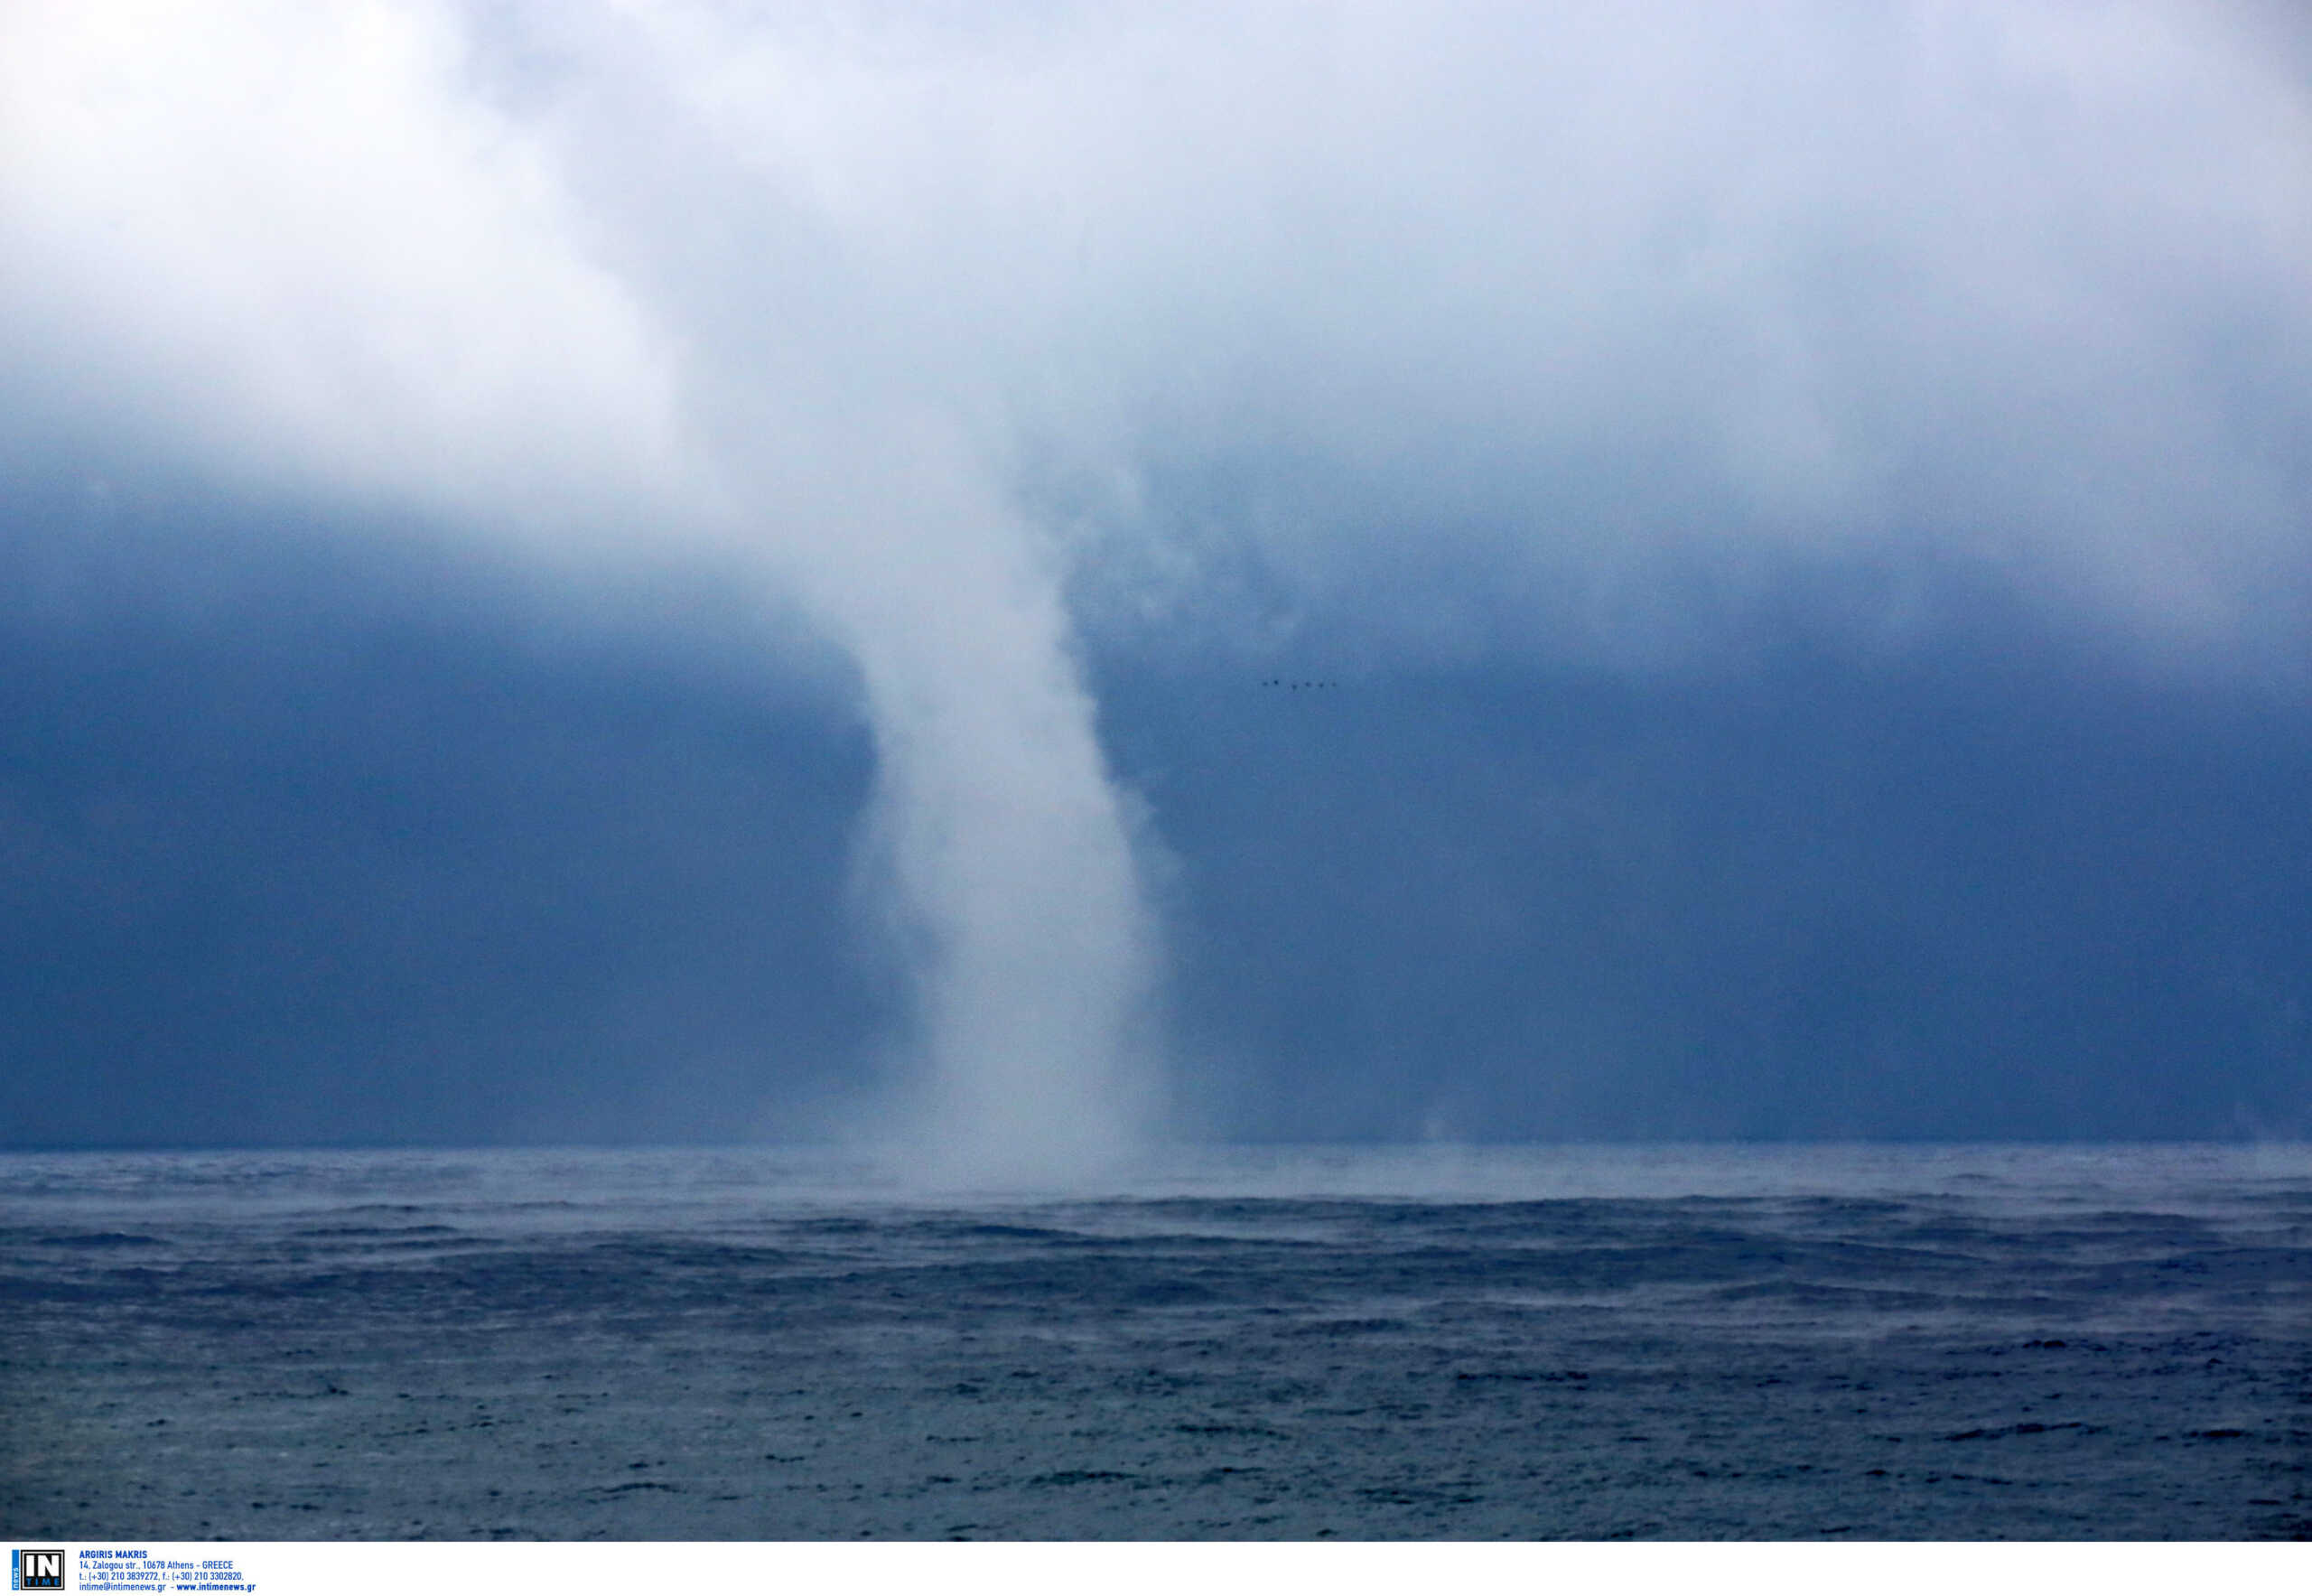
[0,488,881,1149]
[1,4,2308,1151]
[1098,583,2312,1142]
[7,519,2306,1147]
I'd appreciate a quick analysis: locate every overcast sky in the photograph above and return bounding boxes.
[3,2,2308,1158]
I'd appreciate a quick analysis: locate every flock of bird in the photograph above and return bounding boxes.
[1261,678,1340,690]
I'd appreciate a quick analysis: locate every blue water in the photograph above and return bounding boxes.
[4,1144,2307,1538]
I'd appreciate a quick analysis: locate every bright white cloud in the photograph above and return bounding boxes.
[0,2,688,539]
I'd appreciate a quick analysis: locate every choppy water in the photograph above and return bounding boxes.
[3,1144,2307,1539]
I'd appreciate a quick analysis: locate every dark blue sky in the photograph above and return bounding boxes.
[2,5,2308,1155]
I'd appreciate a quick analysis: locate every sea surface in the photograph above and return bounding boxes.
[3,1143,2307,1540]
